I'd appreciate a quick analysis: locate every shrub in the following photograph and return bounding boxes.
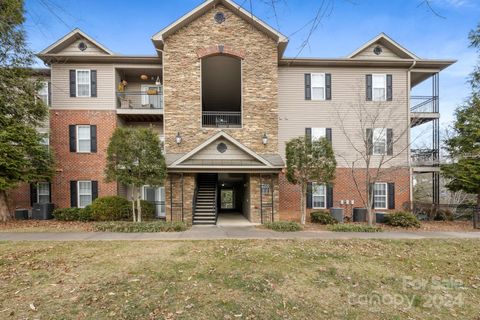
[385,211,421,228]
[53,207,92,222]
[139,200,155,220]
[310,211,337,225]
[93,221,187,232]
[328,224,383,232]
[434,209,454,221]
[264,221,302,232]
[90,196,131,221]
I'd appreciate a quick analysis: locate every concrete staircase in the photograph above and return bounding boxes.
[193,174,217,225]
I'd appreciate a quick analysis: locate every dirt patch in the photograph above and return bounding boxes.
[0,220,94,232]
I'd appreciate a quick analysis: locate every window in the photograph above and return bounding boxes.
[37,182,50,204]
[78,181,92,208]
[311,73,325,100]
[373,128,387,155]
[40,133,49,147]
[311,127,326,142]
[372,74,386,101]
[76,70,91,97]
[38,81,49,105]
[142,186,166,217]
[374,183,387,209]
[77,125,91,153]
[312,183,326,209]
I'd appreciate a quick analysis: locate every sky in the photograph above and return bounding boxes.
[24,0,480,137]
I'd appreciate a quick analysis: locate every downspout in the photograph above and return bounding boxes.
[407,60,417,211]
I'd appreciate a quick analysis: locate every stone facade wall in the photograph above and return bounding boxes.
[279,168,411,222]
[249,174,279,223]
[49,110,118,208]
[165,173,195,225]
[163,4,279,155]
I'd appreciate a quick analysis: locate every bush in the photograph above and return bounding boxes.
[264,221,302,232]
[53,207,92,222]
[139,200,155,220]
[328,224,383,232]
[385,211,421,228]
[310,211,337,225]
[434,209,454,221]
[90,196,131,221]
[93,221,187,232]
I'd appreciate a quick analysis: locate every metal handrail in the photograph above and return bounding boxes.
[116,91,163,109]
[214,181,219,225]
[202,111,241,128]
[411,148,440,166]
[411,95,438,113]
[192,177,199,225]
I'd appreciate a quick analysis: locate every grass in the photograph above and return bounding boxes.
[263,221,302,232]
[328,223,383,232]
[93,221,188,232]
[0,240,479,319]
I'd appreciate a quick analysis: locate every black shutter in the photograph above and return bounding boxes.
[48,182,52,203]
[90,70,97,97]
[306,182,313,209]
[47,81,52,106]
[305,128,312,143]
[69,125,76,152]
[305,74,311,100]
[30,183,37,206]
[388,183,395,209]
[325,73,332,100]
[92,181,98,202]
[70,181,77,207]
[326,128,332,144]
[387,129,393,155]
[386,74,393,101]
[369,183,375,209]
[327,185,333,209]
[90,125,97,153]
[366,128,373,155]
[366,74,372,101]
[69,70,76,97]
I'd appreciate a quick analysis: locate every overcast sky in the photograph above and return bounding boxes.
[24,0,479,136]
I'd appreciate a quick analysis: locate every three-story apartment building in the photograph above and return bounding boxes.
[11,0,454,224]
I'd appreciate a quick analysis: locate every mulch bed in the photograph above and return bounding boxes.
[0,220,94,232]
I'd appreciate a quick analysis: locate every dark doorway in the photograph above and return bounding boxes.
[217,173,246,214]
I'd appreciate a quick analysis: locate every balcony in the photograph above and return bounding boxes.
[410,95,439,127]
[411,148,440,172]
[116,90,163,121]
[202,111,241,128]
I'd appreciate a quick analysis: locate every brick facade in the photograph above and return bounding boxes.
[248,174,280,223]
[49,110,118,208]
[165,173,195,225]
[279,168,411,222]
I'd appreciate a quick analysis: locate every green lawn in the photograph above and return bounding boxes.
[0,240,479,319]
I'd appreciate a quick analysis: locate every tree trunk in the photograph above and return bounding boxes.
[474,192,480,229]
[0,190,10,222]
[367,190,374,226]
[137,195,142,223]
[300,183,306,225]
[131,185,137,222]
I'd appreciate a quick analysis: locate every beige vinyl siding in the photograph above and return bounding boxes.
[60,39,110,56]
[352,43,401,59]
[51,63,115,110]
[278,66,410,168]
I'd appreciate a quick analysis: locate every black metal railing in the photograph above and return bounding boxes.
[202,111,241,128]
[411,96,438,113]
[116,91,163,109]
[411,148,439,166]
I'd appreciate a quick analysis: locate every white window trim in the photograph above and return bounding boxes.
[372,128,387,156]
[374,182,388,209]
[37,182,50,204]
[76,69,91,97]
[312,182,326,209]
[311,73,326,101]
[311,127,326,142]
[77,180,92,209]
[76,125,91,153]
[372,73,386,102]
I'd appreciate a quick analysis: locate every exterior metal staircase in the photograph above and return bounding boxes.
[193,174,218,225]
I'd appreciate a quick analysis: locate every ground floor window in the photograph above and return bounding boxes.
[142,186,166,218]
[312,183,326,209]
[37,182,50,204]
[78,181,92,208]
[374,183,387,209]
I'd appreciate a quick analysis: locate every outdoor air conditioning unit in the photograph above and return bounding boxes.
[32,203,54,220]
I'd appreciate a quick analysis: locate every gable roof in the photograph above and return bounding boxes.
[169,131,283,170]
[151,0,288,57]
[39,28,114,55]
[348,33,419,60]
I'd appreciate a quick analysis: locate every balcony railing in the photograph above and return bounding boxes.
[117,91,163,110]
[202,111,241,128]
[411,148,439,166]
[411,96,438,113]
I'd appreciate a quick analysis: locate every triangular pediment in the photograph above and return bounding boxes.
[348,33,419,60]
[39,28,113,56]
[170,131,273,168]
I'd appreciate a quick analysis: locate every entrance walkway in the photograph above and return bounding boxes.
[0,227,479,241]
[216,213,258,227]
